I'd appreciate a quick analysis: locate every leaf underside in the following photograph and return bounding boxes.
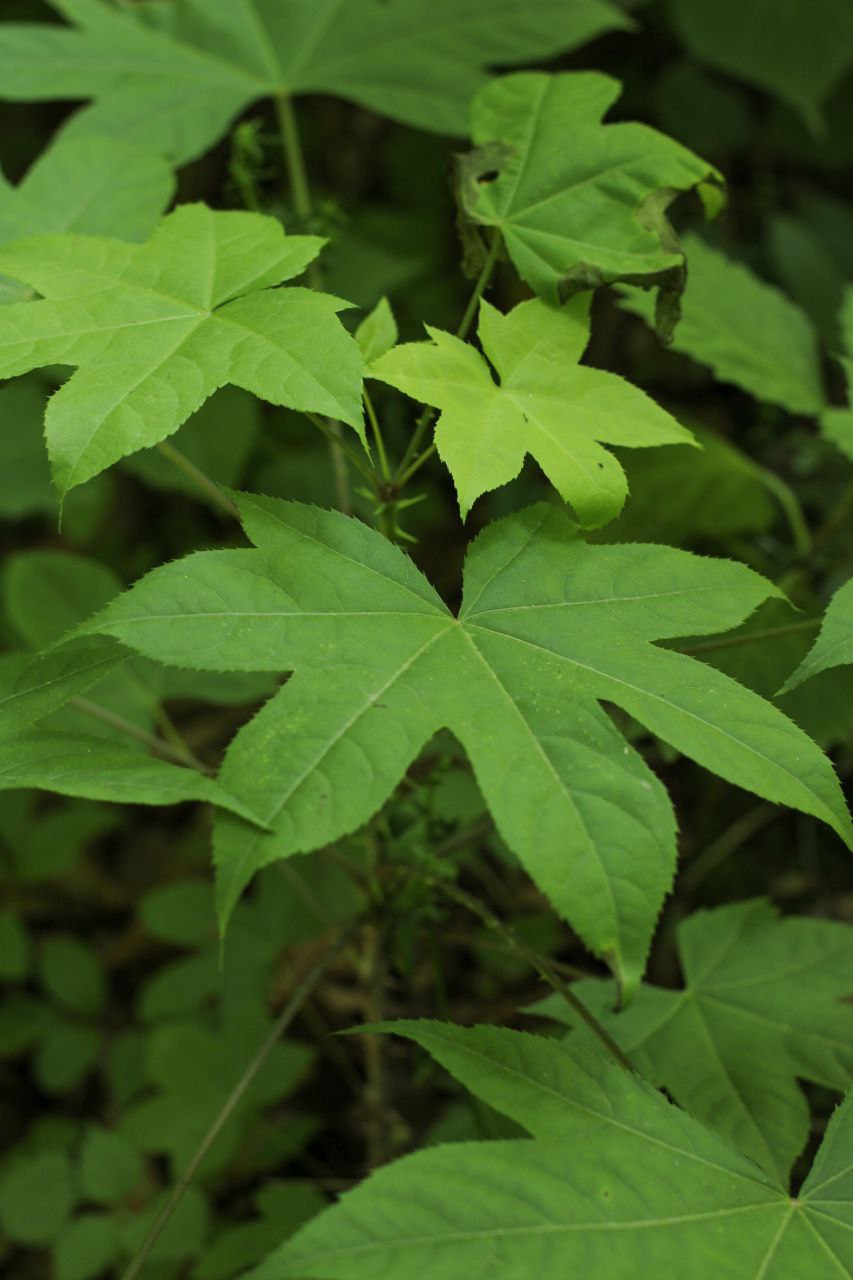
[75,496,851,992]
[249,1023,853,1280]
[535,899,853,1181]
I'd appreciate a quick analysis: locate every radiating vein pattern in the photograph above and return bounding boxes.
[75,496,852,990]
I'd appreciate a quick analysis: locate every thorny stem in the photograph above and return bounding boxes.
[71,698,213,774]
[426,876,634,1073]
[155,441,241,520]
[119,921,359,1280]
[276,94,353,513]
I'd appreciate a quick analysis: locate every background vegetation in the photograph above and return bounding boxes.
[1,2,853,1278]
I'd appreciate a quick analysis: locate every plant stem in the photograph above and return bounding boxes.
[364,388,391,482]
[455,232,502,344]
[396,441,436,489]
[155,441,241,519]
[119,921,358,1280]
[427,876,634,1073]
[71,698,213,774]
[305,412,377,488]
[393,232,501,487]
[680,618,819,656]
[275,94,312,220]
[275,94,354,513]
[153,704,192,756]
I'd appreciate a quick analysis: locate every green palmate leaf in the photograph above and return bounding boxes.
[250,1024,853,1280]
[0,380,116,531]
[620,233,825,415]
[0,130,173,251]
[680,596,853,749]
[0,203,363,495]
[0,638,129,741]
[1,545,272,740]
[534,900,853,1180]
[1,550,167,751]
[355,297,398,365]
[457,72,721,332]
[81,497,850,990]
[782,578,853,693]
[0,727,264,821]
[667,0,853,130]
[372,297,692,524]
[0,0,629,163]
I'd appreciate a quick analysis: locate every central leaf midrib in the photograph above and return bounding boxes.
[293,1200,782,1266]
[72,5,266,91]
[60,313,211,490]
[1,650,120,709]
[399,1029,779,1190]
[459,627,617,935]
[222,621,454,892]
[467,582,734,621]
[0,310,201,353]
[466,622,830,817]
[698,991,853,1056]
[506,149,666,226]
[239,501,448,616]
[212,305,360,419]
[687,996,780,1177]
